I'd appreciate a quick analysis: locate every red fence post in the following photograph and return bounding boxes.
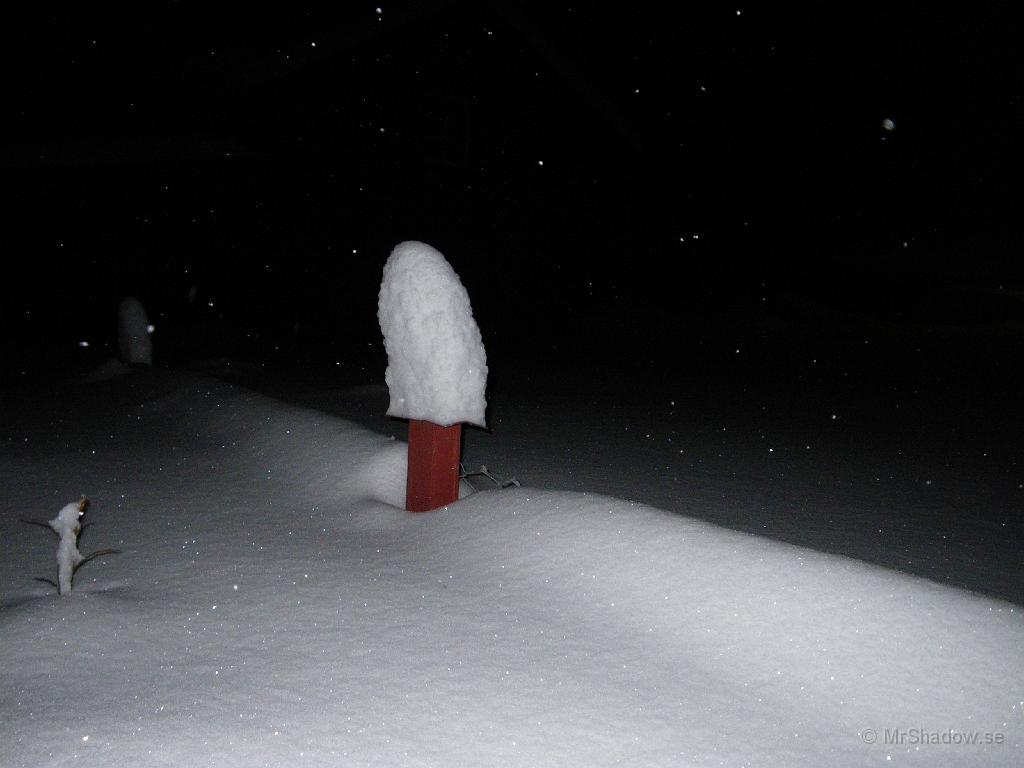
[406,420,463,512]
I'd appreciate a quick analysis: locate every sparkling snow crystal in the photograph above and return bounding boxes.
[378,241,487,427]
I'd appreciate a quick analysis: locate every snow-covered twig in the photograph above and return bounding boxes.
[459,462,520,489]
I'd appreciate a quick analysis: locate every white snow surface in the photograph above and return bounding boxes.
[378,241,487,427]
[118,297,153,366]
[1,369,1021,767]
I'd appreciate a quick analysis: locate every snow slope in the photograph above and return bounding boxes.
[1,369,1021,767]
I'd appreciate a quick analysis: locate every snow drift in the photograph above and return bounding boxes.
[0,370,1020,767]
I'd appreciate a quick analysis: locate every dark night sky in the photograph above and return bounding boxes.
[3,2,1021,372]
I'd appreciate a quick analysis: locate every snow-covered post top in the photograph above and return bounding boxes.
[378,241,487,428]
[378,241,487,512]
[118,297,153,366]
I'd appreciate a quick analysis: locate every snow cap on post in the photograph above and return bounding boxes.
[378,241,487,427]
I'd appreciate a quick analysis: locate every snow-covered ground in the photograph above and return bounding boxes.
[2,360,1021,767]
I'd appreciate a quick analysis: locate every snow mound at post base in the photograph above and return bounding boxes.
[378,241,487,427]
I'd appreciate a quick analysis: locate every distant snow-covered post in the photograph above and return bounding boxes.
[118,296,153,366]
[378,241,488,512]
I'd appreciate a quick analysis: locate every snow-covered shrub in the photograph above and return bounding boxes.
[36,498,118,595]
[377,241,487,427]
[118,296,153,366]
[48,498,88,595]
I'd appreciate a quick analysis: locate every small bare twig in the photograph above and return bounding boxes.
[75,548,122,570]
[460,462,520,489]
[20,518,53,531]
[20,519,94,534]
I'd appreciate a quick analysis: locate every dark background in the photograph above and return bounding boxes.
[3,2,1021,378]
